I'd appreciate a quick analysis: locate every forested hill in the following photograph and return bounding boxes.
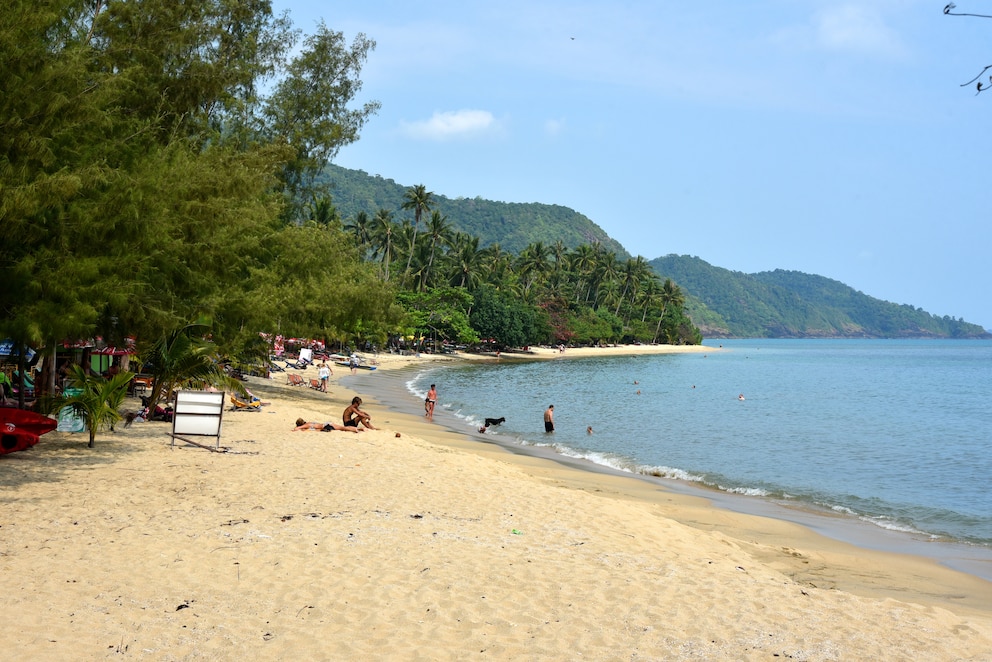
[322,164,628,256]
[649,255,990,339]
[323,164,986,339]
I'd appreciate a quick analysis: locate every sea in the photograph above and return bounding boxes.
[354,339,992,580]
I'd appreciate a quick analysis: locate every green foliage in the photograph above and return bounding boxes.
[58,365,135,448]
[1,2,397,385]
[650,256,990,339]
[322,164,629,256]
[140,323,244,414]
[397,288,479,345]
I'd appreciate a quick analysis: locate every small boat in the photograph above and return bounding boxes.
[334,361,377,371]
[1,409,58,455]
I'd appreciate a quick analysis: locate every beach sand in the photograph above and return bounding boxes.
[2,345,991,661]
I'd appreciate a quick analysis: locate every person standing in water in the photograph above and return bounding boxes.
[425,384,437,419]
[544,404,555,433]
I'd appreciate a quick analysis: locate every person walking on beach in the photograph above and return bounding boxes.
[544,405,555,433]
[425,383,437,419]
[317,362,331,392]
[343,396,377,430]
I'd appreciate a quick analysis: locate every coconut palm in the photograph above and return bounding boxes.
[448,233,483,289]
[420,210,452,290]
[400,184,434,285]
[516,242,550,297]
[653,279,686,344]
[568,244,597,304]
[59,365,135,448]
[344,210,373,256]
[141,324,243,415]
[370,208,396,281]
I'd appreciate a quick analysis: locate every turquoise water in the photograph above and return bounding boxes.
[397,339,992,548]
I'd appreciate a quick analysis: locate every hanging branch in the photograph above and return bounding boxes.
[944,4,992,93]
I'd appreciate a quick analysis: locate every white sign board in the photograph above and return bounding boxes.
[171,390,225,449]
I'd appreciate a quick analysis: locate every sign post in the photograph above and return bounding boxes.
[170,390,226,451]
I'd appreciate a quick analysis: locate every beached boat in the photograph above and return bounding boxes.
[0,409,58,455]
[334,361,377,371]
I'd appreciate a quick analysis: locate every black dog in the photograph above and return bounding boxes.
[484,417,505,427]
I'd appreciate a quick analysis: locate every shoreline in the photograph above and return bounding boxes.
[366,345,992,582]
[355,362,992,584]
[355,351,992,597]
[2,344,991,659]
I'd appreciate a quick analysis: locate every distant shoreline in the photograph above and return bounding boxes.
[360,345,992,587]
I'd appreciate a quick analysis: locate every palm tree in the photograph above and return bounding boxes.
[638,277,662,323]
[516,242,550,297]
[615,256,651,317]
[591,251,619,309]
[141,325,243,416]
[400,184,434,285]
[370,208,395,281]
[307,195,339,227]
[59,365,135,448]
[421,210,452,290]
[449,232,483,289]
[344,211,373,256]
[653,279,685,344]
[551,239,568,274]
[568,244,597,304]
[479,242,512,289]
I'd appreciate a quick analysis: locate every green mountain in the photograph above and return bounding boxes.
[322,165,986,339]
[649,255,990,339]
[323,164,628,256]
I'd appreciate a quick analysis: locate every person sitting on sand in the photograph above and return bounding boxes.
[343,396,377,430]
[294,418,361,433]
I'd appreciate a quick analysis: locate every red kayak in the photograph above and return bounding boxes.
[0,409,58,455]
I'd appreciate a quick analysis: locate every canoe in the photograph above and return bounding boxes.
[1,409,58,455]
[334,361,377,371]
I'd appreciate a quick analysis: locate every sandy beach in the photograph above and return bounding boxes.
[2,345,991,661]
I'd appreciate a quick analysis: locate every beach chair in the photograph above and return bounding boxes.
[287,374,305,387]
[308,378,323,391]
[229,394,261,411]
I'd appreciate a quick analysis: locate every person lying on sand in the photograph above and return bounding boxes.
[342,397,377,430]
[294,418,361,433]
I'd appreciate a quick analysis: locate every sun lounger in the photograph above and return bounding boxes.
[229,394,261,411]
[287,374,305,387]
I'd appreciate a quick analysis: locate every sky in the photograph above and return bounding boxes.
[274,1,992,329]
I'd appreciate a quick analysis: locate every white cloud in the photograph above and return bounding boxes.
[544,118,565,137]
[770,4,906,60]
[399,109,499,141]
[813,5,905,57]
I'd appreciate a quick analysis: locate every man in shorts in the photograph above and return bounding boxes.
[544,405,554,433]
[343,396,377,430]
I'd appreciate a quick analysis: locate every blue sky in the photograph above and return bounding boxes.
[275,1,991,329]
